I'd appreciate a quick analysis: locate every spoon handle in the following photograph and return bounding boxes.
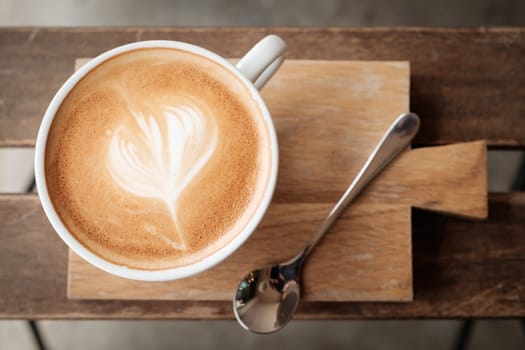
[302,113,420,258]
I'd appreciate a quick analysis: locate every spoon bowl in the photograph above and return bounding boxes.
[234,264,301,333]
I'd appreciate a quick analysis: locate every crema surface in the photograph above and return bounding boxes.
[45,48,271,269]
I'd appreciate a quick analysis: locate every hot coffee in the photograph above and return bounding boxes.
[45,48,272,270]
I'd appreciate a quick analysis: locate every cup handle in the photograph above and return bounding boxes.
[236,35,287,90]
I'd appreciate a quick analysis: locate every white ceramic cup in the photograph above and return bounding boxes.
[35,35,287,281]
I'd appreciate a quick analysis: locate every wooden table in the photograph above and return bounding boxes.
[0,28,524,319]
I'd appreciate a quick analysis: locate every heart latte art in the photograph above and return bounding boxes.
[107,104,218,250]
[45,48,271,269]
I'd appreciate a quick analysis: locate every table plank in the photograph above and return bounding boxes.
[0,192,523,319]
[0,27,524,148]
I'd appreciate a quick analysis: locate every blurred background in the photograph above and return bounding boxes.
[1,0,524,349]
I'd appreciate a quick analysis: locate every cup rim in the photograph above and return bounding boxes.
[34,40,279,281]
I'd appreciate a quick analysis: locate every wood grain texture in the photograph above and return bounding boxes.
[0,28,524,148]
[0,27,515,318]
[0,193,521,319]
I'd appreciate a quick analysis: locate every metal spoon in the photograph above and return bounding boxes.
[233,113,420,333]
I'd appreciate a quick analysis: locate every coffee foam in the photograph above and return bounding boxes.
[108,103,219,250]
[45,48,271,270]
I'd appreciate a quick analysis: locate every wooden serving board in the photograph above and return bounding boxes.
[68,58,487,302]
